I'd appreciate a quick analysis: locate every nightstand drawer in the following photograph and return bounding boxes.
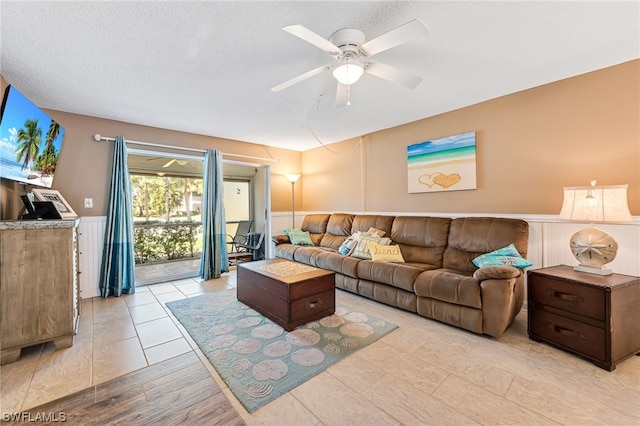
[529,275,605,321]
[529,307,606,361]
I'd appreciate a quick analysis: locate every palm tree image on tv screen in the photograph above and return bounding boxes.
[0,85,65,188]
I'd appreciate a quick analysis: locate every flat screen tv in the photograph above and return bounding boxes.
[0,85,65,188]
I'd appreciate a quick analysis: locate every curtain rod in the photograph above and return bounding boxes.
[93,134,279,163]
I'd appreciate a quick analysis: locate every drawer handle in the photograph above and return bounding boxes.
[547,289,583,304]
[547,322,585,340]
[305,300,323,311]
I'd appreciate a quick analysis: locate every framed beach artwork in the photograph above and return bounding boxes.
[407,131,477,193]
[32,188,77,219]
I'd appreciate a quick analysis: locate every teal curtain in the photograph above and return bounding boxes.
[200,149,228,280]
[99,136,136,297]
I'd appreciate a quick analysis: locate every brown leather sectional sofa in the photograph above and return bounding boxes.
[274,214,529,337]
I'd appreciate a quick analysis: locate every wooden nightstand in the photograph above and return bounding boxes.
[527,265,640,371]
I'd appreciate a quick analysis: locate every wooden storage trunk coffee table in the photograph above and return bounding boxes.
[237,258,335,331]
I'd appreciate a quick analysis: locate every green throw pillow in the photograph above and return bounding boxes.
[472,244,532,268]
[283,229,314,246]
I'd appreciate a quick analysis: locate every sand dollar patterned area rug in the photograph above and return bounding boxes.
[166,291,398,413]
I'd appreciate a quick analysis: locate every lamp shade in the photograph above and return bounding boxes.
[558,184,633,224]
[332,57,364,85]
[285,174,301,183]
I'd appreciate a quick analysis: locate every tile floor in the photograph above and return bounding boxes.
[2,271,639,425]
[134,257,200,285]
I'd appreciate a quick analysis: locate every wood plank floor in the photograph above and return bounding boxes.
[15,352,245,425]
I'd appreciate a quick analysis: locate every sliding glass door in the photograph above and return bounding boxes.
[126,151,271,284]
[127,150,204,285]
[224,179,252,237]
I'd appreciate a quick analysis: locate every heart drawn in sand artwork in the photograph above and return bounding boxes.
[418,172,462,189]
[407,131,477,193]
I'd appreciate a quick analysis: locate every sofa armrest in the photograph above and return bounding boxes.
[272,234,290,245]
[475,266,524,338]
[477,269,525,338]
[473,265,521,281]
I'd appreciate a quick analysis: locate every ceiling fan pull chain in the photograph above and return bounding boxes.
[347,85,351,106]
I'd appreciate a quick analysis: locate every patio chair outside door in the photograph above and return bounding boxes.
[227,220,253,253]
[236,231,265,261]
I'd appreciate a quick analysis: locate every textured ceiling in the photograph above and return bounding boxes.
[1,1,638,152]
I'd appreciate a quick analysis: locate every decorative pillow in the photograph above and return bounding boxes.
[283,229,314,246]
[472,244,533,268]
[351,235,391,260]
[338,233,361,256]
[370,243,405,263]
[366,227,386,237]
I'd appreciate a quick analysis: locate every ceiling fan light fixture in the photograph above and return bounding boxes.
[332,56,364,85]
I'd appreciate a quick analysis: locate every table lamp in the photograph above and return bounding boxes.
[558,180,633,275]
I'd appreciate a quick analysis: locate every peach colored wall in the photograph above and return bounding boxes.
[302,60,640,216]
[300,136,364,212]
[43,112,301,217]
[1,72,302,219]
[4,60,638,220]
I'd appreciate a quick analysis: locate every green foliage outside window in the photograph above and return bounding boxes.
[134,221,203,264]
[130,173,204,265]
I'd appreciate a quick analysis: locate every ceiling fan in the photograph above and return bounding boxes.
[162,158,189,168]
[145,157,189,168]
[271,19,429,107]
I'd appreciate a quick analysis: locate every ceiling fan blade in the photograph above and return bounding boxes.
[163,159,177,168]
[360,19,429,56]
[282,25,342,54]
[335,83,349,108]
[365,61,423,89]
[271,66,328,92]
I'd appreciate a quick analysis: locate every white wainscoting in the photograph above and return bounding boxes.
[526,218,639,276]
[79,213,639,299]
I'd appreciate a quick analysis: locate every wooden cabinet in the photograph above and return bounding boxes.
[0,219,80,365]
[527,265,640,371]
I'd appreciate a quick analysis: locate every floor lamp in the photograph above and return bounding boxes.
[285,174,301,229]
